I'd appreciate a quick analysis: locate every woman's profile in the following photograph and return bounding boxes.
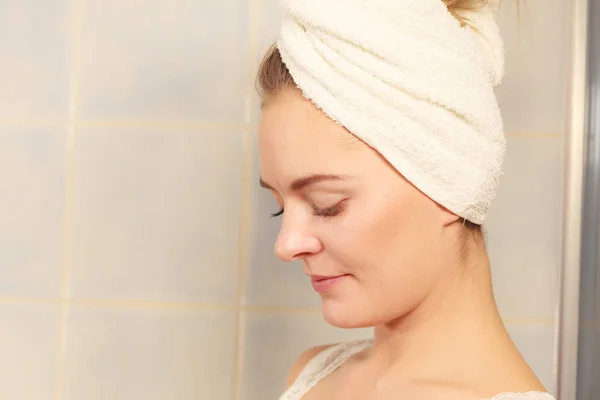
[256,0,554,399]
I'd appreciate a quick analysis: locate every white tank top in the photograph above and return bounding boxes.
[279,340,556,400]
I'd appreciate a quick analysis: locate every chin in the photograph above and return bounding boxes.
[321,299,378,329]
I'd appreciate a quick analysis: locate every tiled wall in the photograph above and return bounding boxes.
[0,0,567,399]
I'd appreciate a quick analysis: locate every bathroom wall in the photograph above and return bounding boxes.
[0,0,567,399]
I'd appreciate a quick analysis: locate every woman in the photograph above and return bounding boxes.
[257,0,554,399]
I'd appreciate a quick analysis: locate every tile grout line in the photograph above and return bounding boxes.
[0,119,252,130]
[75,119,251,131]
[0,119,252,131]
[71,298,238,311]
[243,305,322,315]
[233,1,261,398]
[0,119,66,127]
[0,296,236,310]
[0,296,317,314]
[0,294,561,325]
[54,0,83,399]
[232,132,252,400]
[0,297,63,305]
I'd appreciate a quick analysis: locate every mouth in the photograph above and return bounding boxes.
[310,274,350,293]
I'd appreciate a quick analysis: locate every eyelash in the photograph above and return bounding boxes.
[270,209,284,217]
[270,201,346,218]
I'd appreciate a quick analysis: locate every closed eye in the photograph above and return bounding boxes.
[312,201,346,218]
[270,200,347,218]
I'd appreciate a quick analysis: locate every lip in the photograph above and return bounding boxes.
[310,274,350,293]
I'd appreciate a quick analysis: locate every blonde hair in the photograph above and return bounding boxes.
[256,0,487,237]
[445,0,488,26]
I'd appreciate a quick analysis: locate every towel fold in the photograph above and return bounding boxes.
[277,0,505,223]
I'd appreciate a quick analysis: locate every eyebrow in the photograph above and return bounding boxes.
[259,174,350,192]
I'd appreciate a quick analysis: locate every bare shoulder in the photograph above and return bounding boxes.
[285,344,338,388]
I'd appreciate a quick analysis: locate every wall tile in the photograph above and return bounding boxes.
[0,128,66,297]
[241,312,372,400]
[249,0,285,124]
[65,307,237,400]
[70,128,243,304]
[0,302,60,400]
[496,0,568,133]
[506,323,556,393]
[0,0,70,120]
[78,0,250,123]
[486,137,561,321]
[256,0,284,61]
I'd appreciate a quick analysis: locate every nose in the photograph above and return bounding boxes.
[274,215,323,262]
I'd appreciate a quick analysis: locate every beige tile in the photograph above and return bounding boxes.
[70,127,243,303]
[0,127,66,297]
[506,323,556,393]
[0,302,60,400]
[249,0,285,124]
[78,0,250,123]
[0,0,70,120]
[256,0,284,61]
[248,0,295,297]
[65,307,237,400]
[245,135,320,308]
[241,312,372,400]
[496,0,568,134]
[486,137,561,321]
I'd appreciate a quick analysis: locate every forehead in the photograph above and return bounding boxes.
[258,91,362,179]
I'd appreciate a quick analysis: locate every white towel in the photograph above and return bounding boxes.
[277,0,505,224]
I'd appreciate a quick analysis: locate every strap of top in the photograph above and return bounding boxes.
[489,394,555,400]
[278,339,373,400]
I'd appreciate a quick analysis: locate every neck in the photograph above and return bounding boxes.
[369,245,534,392]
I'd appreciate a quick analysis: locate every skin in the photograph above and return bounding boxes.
[258,88,546,400]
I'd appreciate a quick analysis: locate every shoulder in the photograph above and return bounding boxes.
[284,344,338,388]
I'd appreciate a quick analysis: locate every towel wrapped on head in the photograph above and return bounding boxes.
[276,0,505,224]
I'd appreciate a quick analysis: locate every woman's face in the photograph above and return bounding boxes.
[258,89,461,328]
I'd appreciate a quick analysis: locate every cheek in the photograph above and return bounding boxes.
[363,198,428,271]
[323,187,442,280]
